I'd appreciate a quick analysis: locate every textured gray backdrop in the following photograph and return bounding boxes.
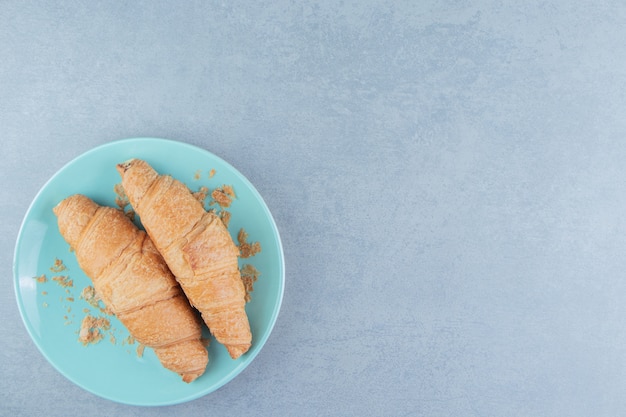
[3,1,626,416]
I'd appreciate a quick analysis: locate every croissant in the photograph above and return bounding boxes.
[53,194,208,382]
[117,159,251,359]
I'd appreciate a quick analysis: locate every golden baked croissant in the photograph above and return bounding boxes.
[53,194,208,382]
[117,159,251,359]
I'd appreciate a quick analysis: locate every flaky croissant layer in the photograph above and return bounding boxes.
[118,159,252,359]
[54,194,208,382]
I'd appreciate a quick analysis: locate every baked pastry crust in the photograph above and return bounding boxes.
[54,194,208,382]
[118,159,251,359]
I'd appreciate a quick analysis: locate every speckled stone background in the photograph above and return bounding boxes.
[3,1,626,416]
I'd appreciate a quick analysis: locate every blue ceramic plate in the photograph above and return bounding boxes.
[13,138,285,406]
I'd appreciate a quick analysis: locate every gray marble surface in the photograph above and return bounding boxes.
[3,1,626,416]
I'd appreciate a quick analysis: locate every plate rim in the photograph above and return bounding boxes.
[12,137,285,406]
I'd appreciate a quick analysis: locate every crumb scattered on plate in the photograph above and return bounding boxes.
[80,285,113,314]
[209,168,216,178]
[52,275,73,288]
[78,315,111,345]
[240,264,260,303]
[237,228,262,258]
[81,286,100,308]
[34,274,47,283]
[114,182,135,221]
[50,258,67,273]
[211,185,235,208]
[114,183,130,209]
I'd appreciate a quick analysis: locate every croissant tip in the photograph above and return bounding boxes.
[117,159,136,175]
[182,372,202,383]
[52,194,75,216]
[226,344,251,360]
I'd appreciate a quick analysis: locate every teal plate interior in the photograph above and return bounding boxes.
[13,138,285,406]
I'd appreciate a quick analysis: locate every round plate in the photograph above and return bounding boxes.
[13,138,285,406]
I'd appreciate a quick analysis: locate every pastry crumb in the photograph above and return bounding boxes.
[209,168,216,178]
[52,275,73,288]
[34,274,47,283]
[237,228,262,258]
[81,286,100,308]
[78,315,111,345]
[50,258,67,273]
[194,169,202,180]
[114,183,136,222]
[137,344,145,358]
[114,183,129,209]
[115,197,128,210]
[222,185,236,198]
[240,264,260,303]
[80,285,113,314]
[211,185,235,208]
